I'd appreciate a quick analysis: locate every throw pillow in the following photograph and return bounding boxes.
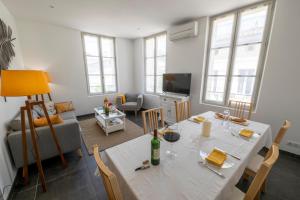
[45,101,56,115]
[33,101,56,116]
[55,101,75,113]
[33,115,64,127]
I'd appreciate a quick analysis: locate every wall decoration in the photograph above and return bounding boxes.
[0,18,16,72]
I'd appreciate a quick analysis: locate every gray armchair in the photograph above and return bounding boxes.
[116,93,143,117]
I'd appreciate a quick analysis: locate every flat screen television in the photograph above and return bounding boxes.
[163,73,191,95]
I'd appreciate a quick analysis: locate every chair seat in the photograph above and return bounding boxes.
[247,154,264,173]
[122,102,138,110]
[230,187,245,200]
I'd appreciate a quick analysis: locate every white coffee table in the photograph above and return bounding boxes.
[94,107,126,136]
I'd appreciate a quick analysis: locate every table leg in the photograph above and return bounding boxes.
[105,120,108,136]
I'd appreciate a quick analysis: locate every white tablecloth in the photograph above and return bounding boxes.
[103,111,272,200]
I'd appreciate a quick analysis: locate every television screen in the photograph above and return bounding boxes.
[163,73,191,95]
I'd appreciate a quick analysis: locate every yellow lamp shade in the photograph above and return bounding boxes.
[0,70,51,97]
[44,71,52,83]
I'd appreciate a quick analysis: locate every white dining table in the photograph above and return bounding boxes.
[102,111,273,200]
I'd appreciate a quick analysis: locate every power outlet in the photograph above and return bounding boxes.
[287,141,300,148]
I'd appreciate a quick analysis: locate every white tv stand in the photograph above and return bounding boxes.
[159,93,189,124]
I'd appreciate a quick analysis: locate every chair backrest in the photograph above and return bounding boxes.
[263,120,291,160]
[175,100,191,122]
[274,120,291,145]
[228,100,253,120]
[244,144,279,200]
[142,107,164,134]
[93,146,123,200]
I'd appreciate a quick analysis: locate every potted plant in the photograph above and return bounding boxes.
[103,97,110,116]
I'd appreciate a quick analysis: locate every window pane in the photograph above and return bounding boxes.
[156,56,166,75]
[103,58,115,75]
[104,75,116,92]
[156,34,166,56]
[205,76,226,102]
[146,58,155,75]
[229,77,255,102]
[232,44,261,76]
[237,5,268,45]
[89,75,101,86]
[101,37,114,57]
[84,35,99,56]
[146,38,155,58]
[208,48,230,75]
[211,15,234,48]
[86,56,100,75]
[156,75,163,93]
[90,86,102,94]
[146,75,155,92]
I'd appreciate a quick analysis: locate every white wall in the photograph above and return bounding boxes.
[0,1,24,199]
[133,0,300,155]
[253,0,300,154]
[16,19,135,116]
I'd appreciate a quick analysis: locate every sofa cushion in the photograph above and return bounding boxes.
[59,111,76,120]
[125,93,138,102]
[122,102,138,110]
[9,109,40,131]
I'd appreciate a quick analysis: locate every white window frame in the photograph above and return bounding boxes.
[82,32,118,96]
[202,1,274,108]
[144,32,167,94]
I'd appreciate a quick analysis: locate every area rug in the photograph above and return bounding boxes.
[80,118,144,155]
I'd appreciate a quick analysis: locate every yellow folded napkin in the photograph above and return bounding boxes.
[230,116,247,123]
[205,148,227,167]
[193,116,206,123]
[159,128,174,135]
[239,129,254,138]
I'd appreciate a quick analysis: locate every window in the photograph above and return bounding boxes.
[145,33,167,93]
[82,33,117,95]
[203,1,274,107]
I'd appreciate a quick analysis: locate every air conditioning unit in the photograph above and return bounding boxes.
[168,21,198,41]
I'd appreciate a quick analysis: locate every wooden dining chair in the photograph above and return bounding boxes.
[243,120,291,191]
[231,144,279,200]
[93,145,123,200]
[228,100,253,120]
[142,107,165,134]
[175,100,191,122]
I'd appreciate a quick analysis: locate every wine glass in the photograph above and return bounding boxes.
[165,122,181,159]
[223,109,232,133]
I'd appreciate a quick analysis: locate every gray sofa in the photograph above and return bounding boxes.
[7,110,81,168]
[116,93,143,117]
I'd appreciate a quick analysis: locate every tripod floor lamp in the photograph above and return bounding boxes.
[0,70,67,192]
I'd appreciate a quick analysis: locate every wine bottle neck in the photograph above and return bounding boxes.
[153,129,158,138]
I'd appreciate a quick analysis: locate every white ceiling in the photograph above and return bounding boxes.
[3,0,262,38]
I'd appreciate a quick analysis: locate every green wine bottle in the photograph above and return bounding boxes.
[151,129,160,165]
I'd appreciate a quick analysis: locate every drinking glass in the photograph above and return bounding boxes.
[223,109,231,132]
[165,122,181,158]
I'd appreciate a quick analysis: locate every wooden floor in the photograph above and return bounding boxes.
[8,111,300,200]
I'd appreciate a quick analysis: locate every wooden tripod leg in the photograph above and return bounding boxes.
[48,93,52,101]
[40,101,67,168]
[21,107,29,185]
[25,101,47,192]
